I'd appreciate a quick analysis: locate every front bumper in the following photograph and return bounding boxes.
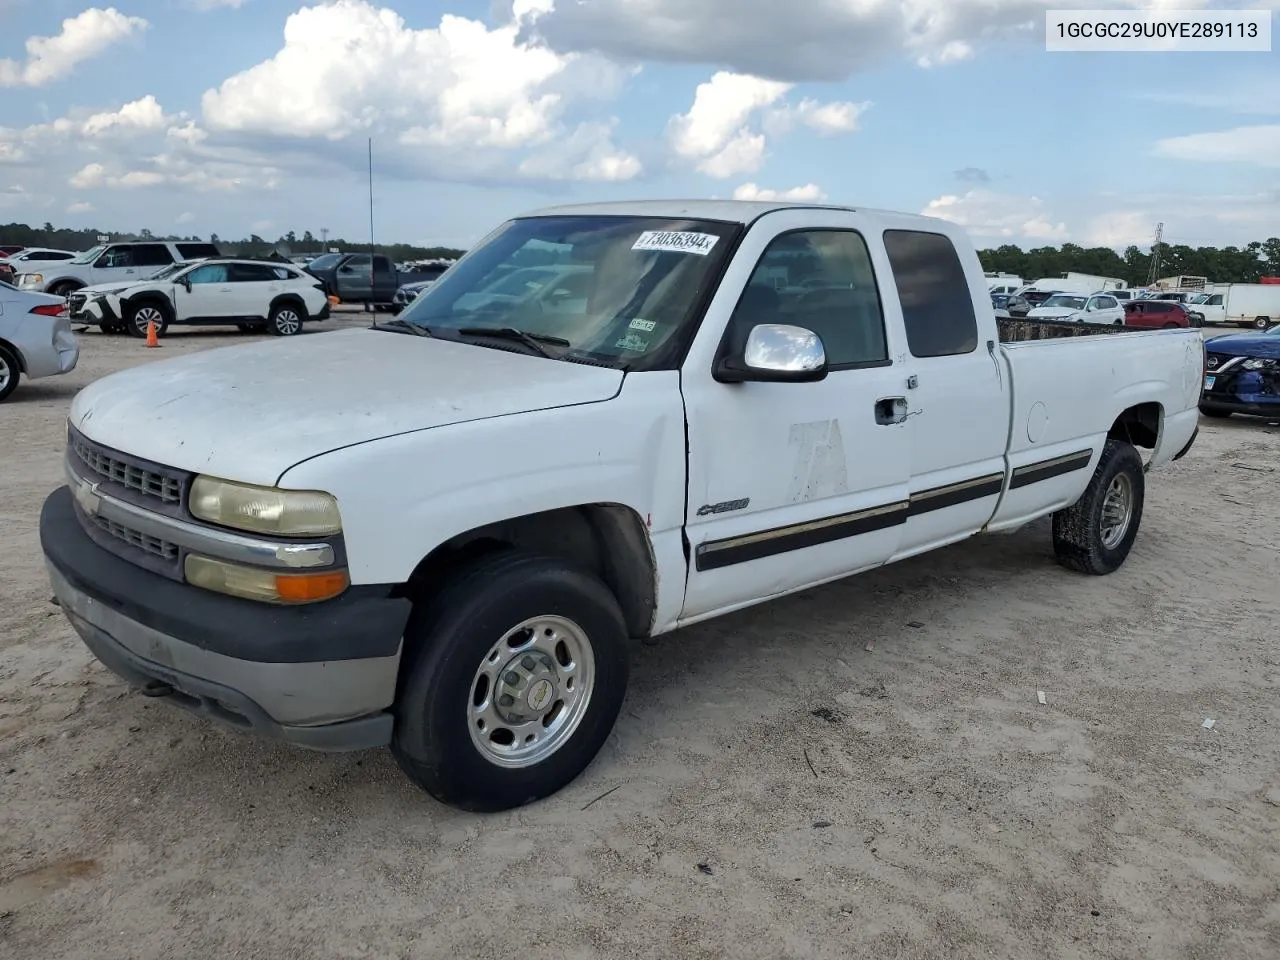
[1201,366,1280,418]
[41,485,413,751]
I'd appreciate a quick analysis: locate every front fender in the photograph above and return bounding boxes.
[274,372,688,586]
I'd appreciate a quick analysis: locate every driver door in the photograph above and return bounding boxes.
[335,255,373,302]
[680,212,915,621]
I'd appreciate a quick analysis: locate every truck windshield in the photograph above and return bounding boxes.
[1041,295,1086,309]
[395,215,740,369]
[70,245,106,265]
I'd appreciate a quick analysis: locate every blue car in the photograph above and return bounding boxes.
[1201,324,1280,418]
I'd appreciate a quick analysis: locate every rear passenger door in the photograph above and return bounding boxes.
[881,228,1011,561]
[228,263,283,317]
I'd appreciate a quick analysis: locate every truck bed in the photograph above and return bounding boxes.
[997,316,1129,342]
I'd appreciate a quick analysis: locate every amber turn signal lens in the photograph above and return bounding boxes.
[185,554,349,604]
[274,570,350,603]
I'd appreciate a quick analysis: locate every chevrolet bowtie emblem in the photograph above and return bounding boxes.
[73,479,101,517]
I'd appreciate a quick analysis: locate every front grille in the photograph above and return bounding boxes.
[91,515,179,561]
[68,293,87,314]
[72,434,182,504]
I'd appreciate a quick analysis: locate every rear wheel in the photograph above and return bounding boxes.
[391,549,630,812]
[1052,439,1145,575]
[268,302,304,336]
[0,343,20,402]
[1254,316,1271,330]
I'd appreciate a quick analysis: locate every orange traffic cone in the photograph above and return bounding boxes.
[145,319,159,348]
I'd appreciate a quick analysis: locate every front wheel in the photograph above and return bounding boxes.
[1051,439,1145,575]
[391,549,629,812]
[125,302,169,338]
[268,302,304,336]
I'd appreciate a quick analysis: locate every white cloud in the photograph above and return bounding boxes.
[176,212,195,223]
[668,71,866,178]
[189,0,248,8]
[516,120,640,181]
[251,219,272,232]
[66,201,95,214]
[70,163,106,189]
[0,8,149,87]
[521,0,1262,82]
[1153,125,1280,167]
[922,189,1068,243]
[82,96,169,137]
[734,182,827,202]
[197,0,635,183]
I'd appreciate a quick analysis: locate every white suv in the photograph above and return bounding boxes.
[69,258,332,338]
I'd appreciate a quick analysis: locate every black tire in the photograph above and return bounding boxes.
[1254,317,1270,330]
[0,343,20,402]
[268,301,304,336]
[48,281,82,299]
[1199,406,1232,419]
[124,300,170,338]
[391,549,630,812]
[1052,439,1145,575]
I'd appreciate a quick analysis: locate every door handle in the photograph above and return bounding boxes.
[875,397,909,425]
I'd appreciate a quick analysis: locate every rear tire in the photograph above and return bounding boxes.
[1254,317,1270,330]
[391,549,630,812]
[0,343,20,402]
[1051,439,1145,575]
[268,302,304,336]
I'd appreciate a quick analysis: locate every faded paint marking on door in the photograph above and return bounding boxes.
[786,420,849,503]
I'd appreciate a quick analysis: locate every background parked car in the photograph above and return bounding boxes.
[0,248,78,285]
[1200,324,1280,419]
[1026,292,1125,325]
[0,279,79,402]
[1005,289,1056,317]
[16,240,220,297]
[1123,299,1193,329]
[71,257,330,338]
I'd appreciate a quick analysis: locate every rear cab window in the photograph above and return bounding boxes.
[882,230,978,357]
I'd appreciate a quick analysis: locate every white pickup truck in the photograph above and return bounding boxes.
[42,200,1203,811]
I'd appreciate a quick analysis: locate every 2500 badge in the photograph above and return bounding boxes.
[696,498,750,516]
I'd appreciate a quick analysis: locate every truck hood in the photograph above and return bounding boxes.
[76,279,149,296]
[69,328,625,486]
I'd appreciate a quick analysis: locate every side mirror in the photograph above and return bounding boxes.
[714,323,827,383]
[178,276,191,291]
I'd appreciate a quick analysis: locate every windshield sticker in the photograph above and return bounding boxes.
[632,231,719,256]
[629,318,656,332]
[615,333,650,351]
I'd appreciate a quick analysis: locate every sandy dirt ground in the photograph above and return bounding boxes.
[2,318,1278,960]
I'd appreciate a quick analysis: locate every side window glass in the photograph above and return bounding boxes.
[730,229,889,368]
[134,245,174,267]
[882,230,978,357]
[188,264,229,284]
[342,254,371,271]
[98,245,134,268]
[1209,295,1223,305]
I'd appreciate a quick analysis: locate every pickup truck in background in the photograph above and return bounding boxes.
[41,200,1203,813]
[16,240,221,298]
[304,252,400,308]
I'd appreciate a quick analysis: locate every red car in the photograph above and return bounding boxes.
[1123,299,1193,329]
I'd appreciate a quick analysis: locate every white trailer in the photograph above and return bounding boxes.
[1019,273,1126,297]
[1192,284,1280,329]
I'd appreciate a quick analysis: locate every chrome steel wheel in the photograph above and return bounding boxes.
[133,305,164,336]
[467,615,595,768]
[273,308,301,335]
[1099,473,1134,549]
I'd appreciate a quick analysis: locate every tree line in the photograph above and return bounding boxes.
[5,220,1280,285]
[0,222,465,263]
[978,238,1280,286]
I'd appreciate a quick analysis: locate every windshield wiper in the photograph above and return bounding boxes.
[371,317,431,337]
[456,326,569,359]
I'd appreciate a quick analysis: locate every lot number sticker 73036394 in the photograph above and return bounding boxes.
[632,231,719,255]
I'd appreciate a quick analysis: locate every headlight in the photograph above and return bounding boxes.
[1242,358,1277,371]
[184,555,349,604]
[18,273,42,288]
[189,476,342,536]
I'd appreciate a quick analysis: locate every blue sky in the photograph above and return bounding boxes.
[1,0,1277,250]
